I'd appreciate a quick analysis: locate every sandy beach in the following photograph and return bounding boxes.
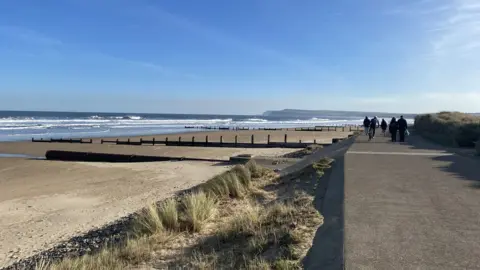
[0,130,351,267]
[0,129,352,158]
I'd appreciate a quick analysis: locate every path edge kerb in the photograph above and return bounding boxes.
[279,135,357,178]
[302,137,354,270]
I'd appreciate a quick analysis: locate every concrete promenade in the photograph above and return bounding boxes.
[344,134,480,269]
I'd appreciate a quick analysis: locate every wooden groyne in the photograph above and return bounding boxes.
[184,126,280,130]
[295,126,362,132]
[32,133,352,148]
[101,134,348,147]
[45,150,226,163]
[31,138,93,143]
[183,126,362,131]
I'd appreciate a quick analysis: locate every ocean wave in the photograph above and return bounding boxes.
[126,115,142,120]
[243,118,268,122]
[0,126,47,130]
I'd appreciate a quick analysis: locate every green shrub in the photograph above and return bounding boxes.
[414,112,480,147]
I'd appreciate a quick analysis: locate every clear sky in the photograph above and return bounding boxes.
[0,0,479,114]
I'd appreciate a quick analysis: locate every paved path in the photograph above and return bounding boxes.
[344,134,480,269]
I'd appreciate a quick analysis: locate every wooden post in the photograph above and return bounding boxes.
[166,137,169,144]
[235,135,238,147]
[314,139,316,144]
[299,139,302,143]
[251,134,254,145]
[327,127,330,131]
[349,126,352,132]
[89,139,92,143]
[206,135,209,145]
[101,139,104,144]
[179,136,182,143]
[116,138,119,144]
[70,138,73,143]
[192,136,195,146]
[284,134,287,143]
[127,138,130,144]
[220,136,223,144]
[342,127,345,132]
[152,137,155,145]
[32,138,34,142]
[140,138,143,144]
[267,134,270,144]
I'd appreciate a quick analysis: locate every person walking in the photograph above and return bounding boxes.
[368,116,379,141]
[389,117,398,142]
[380,118,387,136]
[397,115,408,142]
[363,116,370,136]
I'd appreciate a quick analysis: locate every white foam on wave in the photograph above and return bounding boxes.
[1,115,416,142]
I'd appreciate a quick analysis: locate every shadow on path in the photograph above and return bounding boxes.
[302,153,346,269]
[405,134,480,190]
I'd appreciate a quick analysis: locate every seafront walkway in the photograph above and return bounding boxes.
[342,134,480,269]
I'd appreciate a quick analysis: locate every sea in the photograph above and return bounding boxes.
[0,110,415,142]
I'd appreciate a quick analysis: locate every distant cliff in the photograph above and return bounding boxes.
[262,109,417,119]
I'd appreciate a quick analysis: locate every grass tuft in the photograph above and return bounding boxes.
[50,248,124,270]
[181,192,217,232]
[117,237,152,265]
[231,165,252,188]
[221,201,262,240]
[134,202,164,235]
[190,251,219,270]
[246,160,266,178]
[158,198,179,230]
[245,256,271,269]
[272,259,301,270]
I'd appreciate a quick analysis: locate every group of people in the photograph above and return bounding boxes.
[363,116,408,142]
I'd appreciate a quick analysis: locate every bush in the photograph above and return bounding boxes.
[414,112,480,147]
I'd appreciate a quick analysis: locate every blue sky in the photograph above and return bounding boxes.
[0,0,479,114]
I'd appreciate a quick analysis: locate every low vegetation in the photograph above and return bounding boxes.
[283,144,323,158]
[414,112,480,148]
[38,158,333,270]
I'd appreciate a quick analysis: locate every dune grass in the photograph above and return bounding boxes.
[181,192,217,232]
[43,159,331,270]
[158,198,179,230]
[186,191,321,269]
[415,112,480,147]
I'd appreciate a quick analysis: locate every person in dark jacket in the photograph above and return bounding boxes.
[397,115,408,142]
[368,116,379,140]
[363,116,370,136]
[380,118,387,136]
[389,117,398,142]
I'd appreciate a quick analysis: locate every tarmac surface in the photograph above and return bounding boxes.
[343,134,480,269]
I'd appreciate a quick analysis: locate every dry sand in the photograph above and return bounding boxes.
[0,130,350,267]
